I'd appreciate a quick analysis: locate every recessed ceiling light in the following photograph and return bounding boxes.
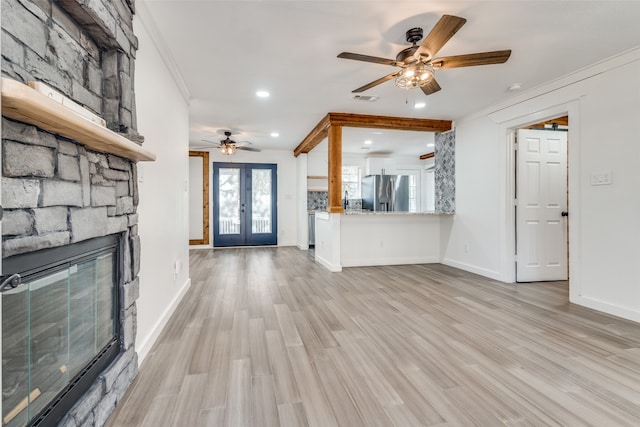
[414,102,426,109]
[364,140,373,145]
[427,143,435,147]
[507,83,522,92]
[270,132,280,137]
[256,90,270,98]
[372,131,383,135]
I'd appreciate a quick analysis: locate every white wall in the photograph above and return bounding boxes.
[444,47,640,322]
[188,156,204,240]
[205,148,298,247]
[134,15,191,362]
[440,115,504,279]
[314,212,342,272]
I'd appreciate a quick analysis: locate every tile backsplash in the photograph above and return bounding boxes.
[435,129,456,213]
[307,191,328,210]
[307,191,362,211]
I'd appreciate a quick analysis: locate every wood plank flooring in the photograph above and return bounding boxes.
[107,247,640,426]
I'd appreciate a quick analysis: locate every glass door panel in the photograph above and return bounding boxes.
[252,169,272,234]
[217,168,241,236]
[2,284,31,427]
[213,163,277,247]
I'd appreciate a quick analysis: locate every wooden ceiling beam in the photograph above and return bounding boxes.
[293,114,331,157]
[293,112,453,157]
[327,112,452,132]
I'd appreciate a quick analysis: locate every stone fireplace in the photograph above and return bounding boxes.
[1,0,150,425]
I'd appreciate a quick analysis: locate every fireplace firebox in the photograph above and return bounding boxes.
[1,234,122,426]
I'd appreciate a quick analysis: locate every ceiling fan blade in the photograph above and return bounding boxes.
[420,78,442,96]
[415,15,467,60]
[338,52,399,66]
[352,72,399,93]
[431,50,512,69]
[236,146,261,152]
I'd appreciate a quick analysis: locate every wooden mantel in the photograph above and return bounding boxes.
[294,112,452,213]
[1,77,156,162]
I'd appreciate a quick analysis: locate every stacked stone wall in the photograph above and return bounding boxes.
[1,0,143,425]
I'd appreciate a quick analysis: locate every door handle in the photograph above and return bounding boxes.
[1,274,22,292]
[561,211,569,217]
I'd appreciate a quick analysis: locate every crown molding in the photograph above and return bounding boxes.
[135,1,192,104]
[462,46,640,124]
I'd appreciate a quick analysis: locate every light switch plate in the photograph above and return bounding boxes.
[590,171,612,186]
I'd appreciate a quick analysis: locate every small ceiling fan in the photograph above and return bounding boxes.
[202,130,261,155]
[338,14,512,96]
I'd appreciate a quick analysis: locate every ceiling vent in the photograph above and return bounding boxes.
[353,95,379,102]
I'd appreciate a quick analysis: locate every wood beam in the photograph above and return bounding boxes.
[327,112,452,132]
[327,125,344,213]
[419,152,435,160]
[293,112,453,157]
[293,114,331,157]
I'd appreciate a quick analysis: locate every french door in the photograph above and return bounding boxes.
[213,163,277,247]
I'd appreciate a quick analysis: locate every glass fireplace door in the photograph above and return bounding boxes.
[2,237,118,427]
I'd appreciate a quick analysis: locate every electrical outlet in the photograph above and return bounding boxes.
[464,243,469,253]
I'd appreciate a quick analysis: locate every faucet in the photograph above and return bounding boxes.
[343,190,349,209]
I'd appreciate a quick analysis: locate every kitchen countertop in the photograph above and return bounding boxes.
[343,210,453,215]
[310,210,454,215]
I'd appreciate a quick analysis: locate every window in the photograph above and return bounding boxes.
[342,166,361,198]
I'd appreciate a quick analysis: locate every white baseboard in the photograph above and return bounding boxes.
[571,295,640,323]
[136,277,191,364]
[441,258,504,281]
[342,256,439,267]
[315,255,342,272]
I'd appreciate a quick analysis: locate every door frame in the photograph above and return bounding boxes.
[212,162,278,247]
[498,99,582,302]
[188,151,210,245]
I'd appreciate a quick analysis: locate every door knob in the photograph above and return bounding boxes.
[561,211,569,217]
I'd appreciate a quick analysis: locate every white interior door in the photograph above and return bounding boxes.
[516,129,568,282]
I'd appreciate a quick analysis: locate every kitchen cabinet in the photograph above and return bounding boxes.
[365,157,396,175]
[307,175,328,191]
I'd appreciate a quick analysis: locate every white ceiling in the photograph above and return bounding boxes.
[140,1,640,157]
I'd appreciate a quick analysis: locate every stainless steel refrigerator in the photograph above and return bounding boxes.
[361,175,410,212]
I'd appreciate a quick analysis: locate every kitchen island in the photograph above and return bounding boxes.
[314,210,452,272]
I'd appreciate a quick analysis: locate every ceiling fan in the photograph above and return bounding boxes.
[338,15,512,96]
[202,130,261,155]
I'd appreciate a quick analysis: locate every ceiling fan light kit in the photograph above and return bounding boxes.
[219,143,236,155]
[395,63,435,89]
[201,130,262,155]
[338,14,511,96]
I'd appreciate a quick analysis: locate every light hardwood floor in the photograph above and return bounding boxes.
[107,247,640,426]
